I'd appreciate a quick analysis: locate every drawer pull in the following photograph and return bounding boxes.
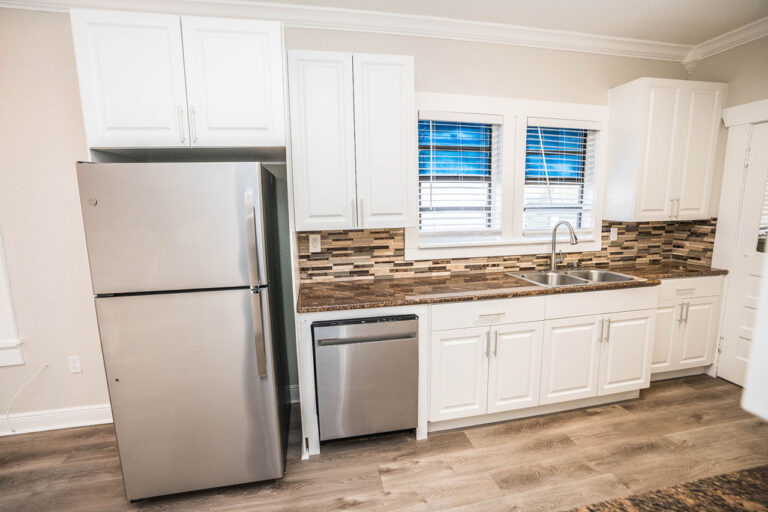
[478,312,505,318]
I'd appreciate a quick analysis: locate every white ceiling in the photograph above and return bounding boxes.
[264,0,768,45]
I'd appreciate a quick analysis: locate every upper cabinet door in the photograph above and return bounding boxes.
[181,17,285,147]
[487,322,542,414]
[288,51,357,231]
[635,82,681,221]
[353,54,416,229]
[676,85,725,220]
[70,10,189,148]
[540,316,602,405]
[597,310,654,396]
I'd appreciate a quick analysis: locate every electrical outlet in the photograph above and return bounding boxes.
[610,227,618,241]
[308,234,321,253]
[68,355,82,373]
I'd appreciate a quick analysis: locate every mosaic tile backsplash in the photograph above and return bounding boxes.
[297,219,717,283]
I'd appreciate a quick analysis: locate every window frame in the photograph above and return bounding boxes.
[405,93,608,261]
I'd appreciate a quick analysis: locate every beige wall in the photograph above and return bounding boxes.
[0,8,109,414]
[284,28,688,103]
[694,36,768,108]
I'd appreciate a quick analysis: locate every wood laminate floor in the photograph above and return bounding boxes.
[1,376,767,512]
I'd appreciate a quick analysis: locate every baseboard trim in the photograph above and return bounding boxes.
[0,403,113,436]
[289,384,300,404]
[428,390,639,432]
[651,366,710,382]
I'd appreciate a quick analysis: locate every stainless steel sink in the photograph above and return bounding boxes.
[514,271,591,287]
[563,269,636,283]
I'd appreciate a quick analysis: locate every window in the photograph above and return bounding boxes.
[523,126,597,233]
[418,120,502,234]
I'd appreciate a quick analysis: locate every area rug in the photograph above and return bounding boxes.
[573,464,768,511]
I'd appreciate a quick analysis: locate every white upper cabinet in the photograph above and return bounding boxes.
[288,51,416,231]
[288,51,357,231]
[181,17,284,147]
[353,54,416,229]
[71,9,285,148]
[604,78,726,222]
[71,10,189,148]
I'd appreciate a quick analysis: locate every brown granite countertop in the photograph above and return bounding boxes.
[297,263,727,313]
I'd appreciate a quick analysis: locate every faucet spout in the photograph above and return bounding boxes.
[551,221,578,271]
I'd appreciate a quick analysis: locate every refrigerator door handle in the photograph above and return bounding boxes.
[250,290,268,378]
[244,189,262,288]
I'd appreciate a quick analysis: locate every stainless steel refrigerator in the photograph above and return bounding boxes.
[76,162,291,501]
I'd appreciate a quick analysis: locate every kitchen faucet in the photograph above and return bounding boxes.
[551,221,578,271]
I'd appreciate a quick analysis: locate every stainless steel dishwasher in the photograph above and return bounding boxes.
[313,315,418,441]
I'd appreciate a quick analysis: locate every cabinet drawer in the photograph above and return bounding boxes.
[431,297,545,331]
[657,276,723,302]
[545,287,659,319]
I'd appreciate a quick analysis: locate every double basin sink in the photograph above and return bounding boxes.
[511,269,636,287]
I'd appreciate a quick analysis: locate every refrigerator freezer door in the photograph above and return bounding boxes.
[95,288,282,500]
[77,162,265,294]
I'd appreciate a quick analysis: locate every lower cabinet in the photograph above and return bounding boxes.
[430,322,543,421]
[652,296,719,373]
[540,310,655,405]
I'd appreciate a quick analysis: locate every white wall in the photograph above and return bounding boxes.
[0,8,109,415]
[694,36,768,108]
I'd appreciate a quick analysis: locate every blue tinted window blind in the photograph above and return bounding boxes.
[418,120,501,234]
[523,126,597,231]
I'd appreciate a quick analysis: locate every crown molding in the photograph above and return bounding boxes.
[0,0,694,61]
[684,15,768,68]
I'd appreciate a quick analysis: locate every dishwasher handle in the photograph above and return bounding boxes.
[317,334,417,346]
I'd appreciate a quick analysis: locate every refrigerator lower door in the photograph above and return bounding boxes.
[77,162,268,295]
[95,288,282,500]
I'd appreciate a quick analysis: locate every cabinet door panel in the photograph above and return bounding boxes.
[430,327,489,421]
[678,297,719,368]
[635,84,680,220]
[70,10,188,148]
[677,86,723,219]
[540,316,602,405]
[182,17,285,147]
[487,322,542,413]
[288,51,357,230]
[651,302,680,373]
[353,54,416,228]
[598,310,655,395]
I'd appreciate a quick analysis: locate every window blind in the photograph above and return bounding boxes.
[418,120,502,234]
[760,175,768,232]
[523,126,597,232]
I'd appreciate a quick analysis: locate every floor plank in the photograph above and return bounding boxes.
[0,376,766,512]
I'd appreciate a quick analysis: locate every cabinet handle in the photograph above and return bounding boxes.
[478,312,505,318]
[683,301,690,323]
[493,330,498,356]
[599,318,605,343]
[485,332,490,358]
[177,106,185,143]
[669,199,675,219]
[675,198,681,218]
[359,198,364,228]
[190,106,198,144]
[350,199,357,227]
[678,303,685,323]
[604,318,611,342]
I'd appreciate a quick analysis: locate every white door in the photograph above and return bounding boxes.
[634,82,681,221]
[598,310,655,395]
[651,301,681,373]
[719,122,768,385]
[487,322,542,414]
[430,326,489,421]
[678,297,719,368]
[353,54,416,228]
[676,85,724,220]
[288,51,357,230]
[540,315,602,405]
[181,17,285,147]
[70,9,189,148]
